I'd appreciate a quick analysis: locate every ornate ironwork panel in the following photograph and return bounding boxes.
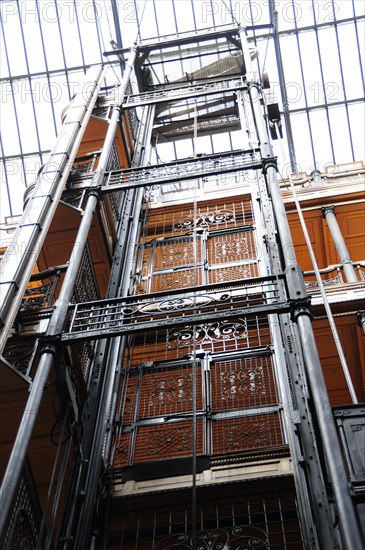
[71,245,99,304]
[152,268,204,293]
[133,420,203,463]
[211,357,278,411]
[138,363,203,419]
[114,432,132,468]
[144,197,254,241]
[153,526,269,549]
[153,237,203,271]
[207,231,256,265]
[1,462,43,550]
[116,492,304,549]
[3,341,35,376]
[211,414,283,454]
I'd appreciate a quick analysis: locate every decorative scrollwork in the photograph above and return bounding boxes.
[143,426,192,457]
[3,342,34,374]
[220,365,266,400]
[21,282,53,310]
[172,210,235,231]
[167,320,247,349]
[148,375,193,407]
[154,526,268,549]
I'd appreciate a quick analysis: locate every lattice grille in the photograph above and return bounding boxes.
[145,197,254,240]
[117,491,304,549]
[211,356,278,411]
[208,263,259,284]
[151,268,203,293]
[138,364,203,418]
[153,237,202,270]
[207,231,256,264]
[212,414,283,454]
[128,316,271,364]
[1,465,42,550]
[134,420,203,462]
[122,374,139,425]
[114,432,131,468]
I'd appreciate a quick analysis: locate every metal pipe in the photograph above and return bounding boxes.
[322,205,358,283]
[239,25,364,550]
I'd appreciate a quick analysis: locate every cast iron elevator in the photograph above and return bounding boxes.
[0,24,364,550]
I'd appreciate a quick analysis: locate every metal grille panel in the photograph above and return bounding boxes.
[134,420,203,462]
[145,197,254,240]
[125,316,272,365]
[211,356,278,411]
[207,231,257,264]
[208,263,259,283]
[116,491,304,549]
[138,364,203,418]
[153,237,202,270]
[151,268,203,293]
[212,414,283,455]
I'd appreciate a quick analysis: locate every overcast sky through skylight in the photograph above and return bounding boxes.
[0,0,364,223]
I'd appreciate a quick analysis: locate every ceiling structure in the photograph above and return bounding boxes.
[0,0,364,222]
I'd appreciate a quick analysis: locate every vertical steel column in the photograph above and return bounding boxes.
[239,25,364,550]
[322,205,358,283]
[0,66,104,354]
[0,48,137,542]
[246,107,336,549]
[270,1,297,172]
[70,104,155,550]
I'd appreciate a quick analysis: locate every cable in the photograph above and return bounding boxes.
[275,122,358,403]
[221,0,239,25]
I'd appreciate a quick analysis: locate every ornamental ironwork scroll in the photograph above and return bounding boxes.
[154,526,268,549]
[167,320,248,349]
[172,210,235,231]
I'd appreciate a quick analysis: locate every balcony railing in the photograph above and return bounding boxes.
[303,262,365,290]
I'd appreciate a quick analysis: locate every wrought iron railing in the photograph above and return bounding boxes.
[20,266,66,311]
[71,245,100,304]
[303,262,365,290]
[63,275,288,343]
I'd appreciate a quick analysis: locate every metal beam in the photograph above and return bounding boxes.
[121,77,246,108]
[61,303,289,344]
[70,149,262,192]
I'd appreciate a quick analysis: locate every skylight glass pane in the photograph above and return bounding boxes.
[13,90,39,154]
[21,12,46,74]
[317,27,345,103]
[354,0,365,16]
[290,113,314,171]
[1,8,27,76]
[280,35,306,111]
[298,31,324,108]
[0,83,20,156]
[337,23,364,100]
[328,104,353,163]
[347,102,365,161]
[309,109,334,168]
